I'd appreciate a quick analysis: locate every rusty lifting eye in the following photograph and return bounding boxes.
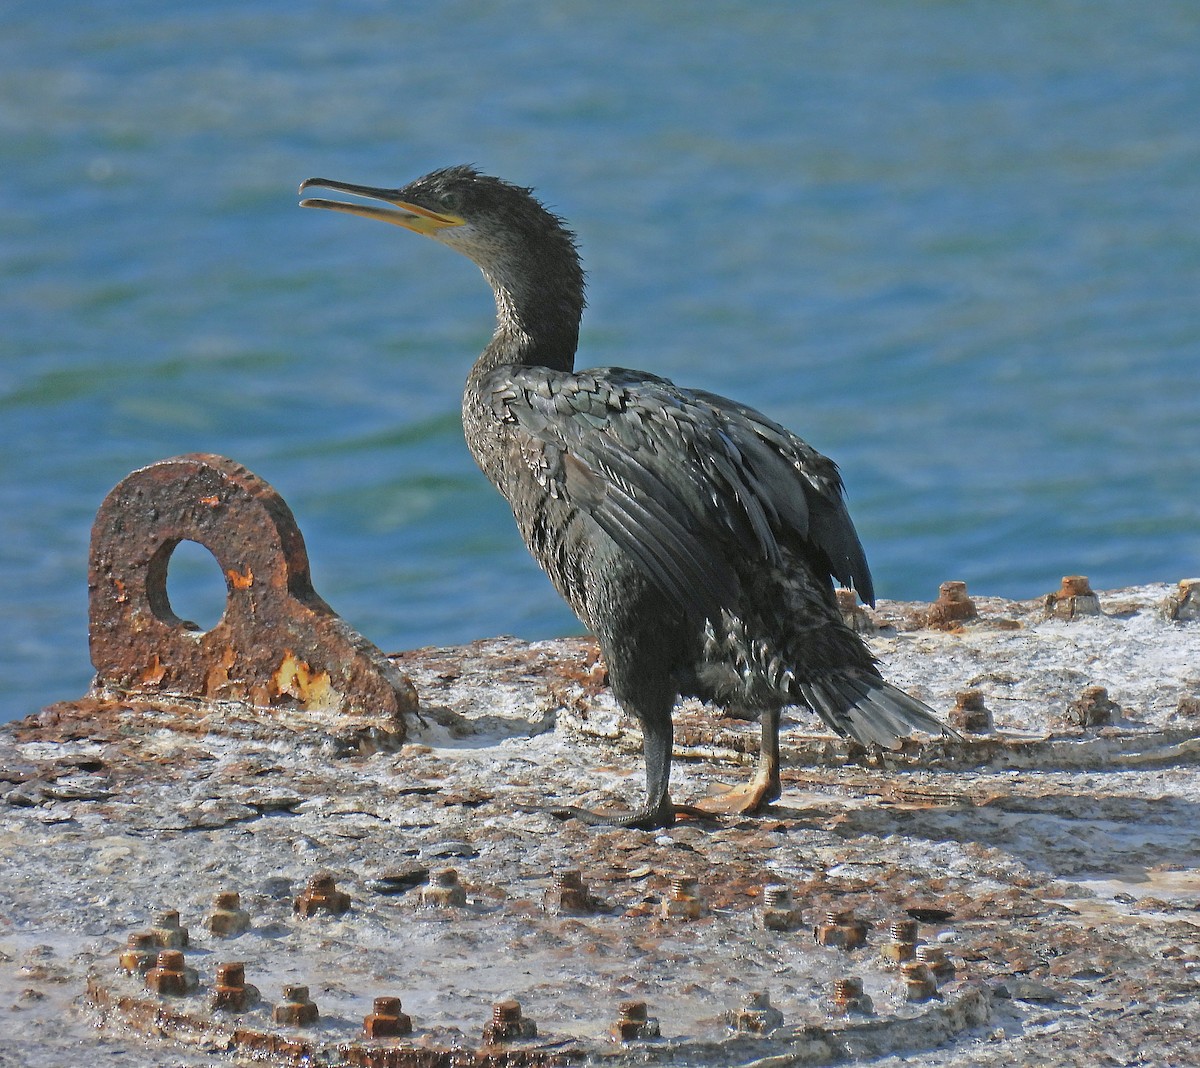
[87,452,417,717]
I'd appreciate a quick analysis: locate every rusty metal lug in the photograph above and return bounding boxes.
[88,453,418,719]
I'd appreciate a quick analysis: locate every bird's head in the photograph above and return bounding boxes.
[299,165,579,279]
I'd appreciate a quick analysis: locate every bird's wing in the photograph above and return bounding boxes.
[484,366,874,622]
[688,387,875,605]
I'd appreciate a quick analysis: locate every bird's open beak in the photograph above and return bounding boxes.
[299,178,465,235]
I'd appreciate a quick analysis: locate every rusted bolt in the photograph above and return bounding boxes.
[421,868,468,907]
[611,1000,660,1042]
[1163,578,1200,622]
[916,944,957,983]
[835,588,876,634]
[831,976,872,1014]
[151,909,189,949]
[87,453,418,717]
[881,917,920,964]
[545,869,599,914]
[1044,575,1101,620]
[949,689,993,733]
[294,872,351,917]
[118,932,158,974]
[272,984,319,1027]
[760,884,802,932]
[727,990,783,1034]
[211,961,260,1013]
[899,960,939,1001]
[364,995,413,1038]
[1062,685,1119,728]
[207,890,251,937]
[483,999,537,1043]
[814,909,868,950]
[926,581,978,628]
[661,875,703,920]
[144,950,199,997]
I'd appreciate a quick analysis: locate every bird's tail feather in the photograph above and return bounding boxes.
[798,672,956,748]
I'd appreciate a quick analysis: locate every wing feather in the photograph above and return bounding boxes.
[484,365,875,620]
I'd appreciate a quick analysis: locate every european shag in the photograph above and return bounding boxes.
[300,166,953,830]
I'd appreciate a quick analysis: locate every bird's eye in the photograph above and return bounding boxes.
[440,192,461,212]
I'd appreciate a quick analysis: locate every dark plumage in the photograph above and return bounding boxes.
[300,166,953,829]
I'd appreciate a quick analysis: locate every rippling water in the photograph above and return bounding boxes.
[3,0,1198,720]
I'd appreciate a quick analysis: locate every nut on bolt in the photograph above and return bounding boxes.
[761,884,803,932]
[273,984,319,1027]
[211,961,259,1013]
[881,917,920,964]
[814,909,868,950]
[364,996,412,1038]
[294,872,351,917]
[1045,575,1101,620]
[899,960,939,1001]
[727,990,783,1034]
[1063,685,1119,728]
[661,875,703,920]
[144,950,199,997]
[926,581,977,627]
[207,891,251,937]
[483,999,536,1043]
[949,690,993,733]
[118,932,158,974]
[835,588,876,633]
[831,976,873,1015]
[421,868,468,908]
[611,1000,660,1042]
[545,869,601,914]
[1163,578,1200,622]
[916,944,957,983]
[151,909,189,949]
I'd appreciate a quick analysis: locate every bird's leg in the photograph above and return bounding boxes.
[537,656,689,830]
[694,705,782,815]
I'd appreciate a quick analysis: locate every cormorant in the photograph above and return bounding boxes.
[300,166,953,829]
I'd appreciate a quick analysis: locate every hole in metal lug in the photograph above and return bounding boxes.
[164,538,229,633]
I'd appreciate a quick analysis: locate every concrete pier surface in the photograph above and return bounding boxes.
[1,582,1197,1066]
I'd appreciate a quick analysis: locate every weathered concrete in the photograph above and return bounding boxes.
[1,582,1197,1066]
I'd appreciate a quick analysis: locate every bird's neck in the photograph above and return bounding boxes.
[468,256,583,380]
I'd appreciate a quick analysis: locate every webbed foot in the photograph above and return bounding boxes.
[531,798,716,830]
[692,768,782,816]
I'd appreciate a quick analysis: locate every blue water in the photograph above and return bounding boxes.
[2,1,1198,721]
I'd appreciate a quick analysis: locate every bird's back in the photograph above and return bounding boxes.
[463,363,874,650]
